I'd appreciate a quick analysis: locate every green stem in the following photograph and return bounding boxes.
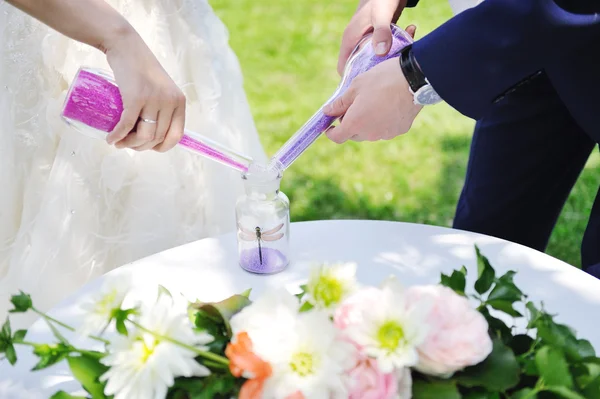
[129,320,229,368]
[33,307,110,345]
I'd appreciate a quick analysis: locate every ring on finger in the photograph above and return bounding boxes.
[140,117,157,124]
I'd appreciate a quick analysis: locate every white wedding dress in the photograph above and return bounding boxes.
[0,0,266,326]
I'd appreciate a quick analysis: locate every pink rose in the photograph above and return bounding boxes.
[346,352,412,399]
[334,287,381,331]
[405,285,493,377]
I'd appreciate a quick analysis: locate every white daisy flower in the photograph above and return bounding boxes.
[78,275,131,337]
[305,262,358,311]
[100,295,213,399]
[231,289,354,399]
[342,279,431,373]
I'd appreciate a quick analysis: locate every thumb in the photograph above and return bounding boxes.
[371,0,397,55]
[323,88,357,117]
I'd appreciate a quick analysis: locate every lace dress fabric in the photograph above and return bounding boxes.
[0,0,266,327]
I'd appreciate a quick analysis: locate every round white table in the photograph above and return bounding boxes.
[2,220,599,398]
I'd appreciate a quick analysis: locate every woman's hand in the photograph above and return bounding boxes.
[6,0,186,152]
[338,0,408,75]
[104,28,186,152]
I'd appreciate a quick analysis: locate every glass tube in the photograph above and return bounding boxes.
[61,67,254,173]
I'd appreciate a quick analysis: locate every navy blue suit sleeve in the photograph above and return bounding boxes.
[411,0,600,119]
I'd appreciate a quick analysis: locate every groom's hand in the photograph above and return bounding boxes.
[323,57,422,143]
[338,0,408,75]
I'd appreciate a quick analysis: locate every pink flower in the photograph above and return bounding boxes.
[405,285,493,377]
[346,352,412,399]
[334,286,381,332]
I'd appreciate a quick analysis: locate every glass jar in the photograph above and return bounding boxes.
[235,166,290,274]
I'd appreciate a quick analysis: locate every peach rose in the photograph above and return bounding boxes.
[405,285,493,377]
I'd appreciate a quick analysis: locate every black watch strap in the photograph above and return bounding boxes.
[399,44,427,93]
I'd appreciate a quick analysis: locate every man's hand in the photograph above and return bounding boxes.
[324,57,422,143]
[338,0,408,75]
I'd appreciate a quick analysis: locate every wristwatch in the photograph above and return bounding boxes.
[399,44,442,106]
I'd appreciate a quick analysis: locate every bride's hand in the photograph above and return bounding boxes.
[338,0,410,75]
[104,26,186,152]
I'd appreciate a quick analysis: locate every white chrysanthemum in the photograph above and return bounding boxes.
[231,289,354,399]
[305,262,358,311]
[78,275,131,336]
[100,295,213,399]
[343,279,431,373]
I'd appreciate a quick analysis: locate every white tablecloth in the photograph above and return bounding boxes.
[2,220,599,398]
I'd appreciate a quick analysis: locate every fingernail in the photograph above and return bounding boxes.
[375,42,387,55]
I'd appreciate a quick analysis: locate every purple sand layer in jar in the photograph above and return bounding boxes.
[273,26,413,169]
[62,70,123,132]
[239,247,288,274]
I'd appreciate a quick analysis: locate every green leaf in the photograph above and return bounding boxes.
[50,391,89,399]
[474,246,495,295]
[9,291,33,313]
[509,334,534,356]
[486,271,523,317]
[479,307,512,344]
[112,308,136,336]
[440,266,467,296]
[535,346,573,388]
[412,379,461,399]
[575,339,596,358]
[579,362,600,389]
[157,285,173,298]
[67,354,109,399]
[5,343,17,365]
[31,343,71,371]
[526,302,542,329]
[534,315,587,362]
[511,388,537,399]
[522,357,539,376]
[582,373,600,399]
[13,329,27,343]
[295,284,308,300]
[456,338,520,391]
[0,318,17,365]
[543,386,587,399]
[464,390,500,399]
[1,317,11,339]
[190,294,251,337]
[170,373,240,399]
[299,301,314,312]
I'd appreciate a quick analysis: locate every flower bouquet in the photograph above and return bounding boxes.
[1,246,599,399]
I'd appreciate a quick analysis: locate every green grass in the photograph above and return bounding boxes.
[211,0,599,267]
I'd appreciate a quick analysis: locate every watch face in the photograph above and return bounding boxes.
[414,85,442,105]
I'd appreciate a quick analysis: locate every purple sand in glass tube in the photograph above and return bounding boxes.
[269,25,413,171]
[61,68,254,173]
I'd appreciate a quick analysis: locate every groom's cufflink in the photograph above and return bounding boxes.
[399,44,443,106]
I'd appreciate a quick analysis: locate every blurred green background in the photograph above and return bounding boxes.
[212,0,599,267]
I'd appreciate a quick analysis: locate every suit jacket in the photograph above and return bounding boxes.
[408,0,600,140]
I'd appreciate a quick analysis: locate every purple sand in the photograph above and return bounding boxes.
[62,70,123,132]
[62,69,249,173]
[178,135,249,172]
[239,247,288,274]
[273,26,413,169]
